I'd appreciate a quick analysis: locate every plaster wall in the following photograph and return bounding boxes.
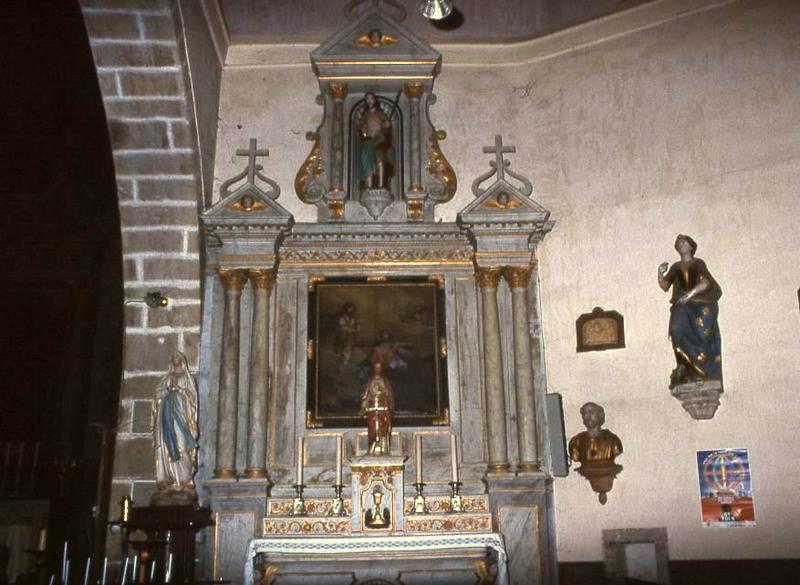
[212,0,800,562]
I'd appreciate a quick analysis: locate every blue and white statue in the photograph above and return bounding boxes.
[658,235,723,389]
[152,352,198,502]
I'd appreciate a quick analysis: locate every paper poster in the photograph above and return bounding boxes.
[696,449,756,527]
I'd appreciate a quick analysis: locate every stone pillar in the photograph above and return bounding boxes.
[475,267,510,473]
[404,82,424,193]
[505,266,540,472]
[214,268,248,479]
[329,83,348,192]
[243,269,276,478]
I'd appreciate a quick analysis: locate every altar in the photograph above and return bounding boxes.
[198,2,558,584]
[245,534,508,585]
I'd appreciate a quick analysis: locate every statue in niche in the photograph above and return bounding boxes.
[357,92,394,192]
[658,234,723,389]
[359,361,395,455]
[364,486,391,529]
[569,402,623,505]
[152,352,198,504]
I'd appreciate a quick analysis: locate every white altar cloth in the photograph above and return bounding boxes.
[244,532,509,585]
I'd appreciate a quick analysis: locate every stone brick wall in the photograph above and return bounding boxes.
[79,0,205,534]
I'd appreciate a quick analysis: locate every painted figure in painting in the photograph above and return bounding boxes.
[569,402,623,504]
[359,361,395,455]
[152,352,198,499]
[658,234,722,388]
[335,302,359,366]
[357,92,393,191]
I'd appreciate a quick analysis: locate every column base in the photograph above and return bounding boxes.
[517,462,541,473]
[242,467,268,479]
[213,468,237,479]
[486,462,512,474]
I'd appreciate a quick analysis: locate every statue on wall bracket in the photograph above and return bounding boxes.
[295,0,456,223]
[658,234,723,420]
[568,402,623,505]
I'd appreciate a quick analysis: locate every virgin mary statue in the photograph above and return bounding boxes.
[152,352,198,501]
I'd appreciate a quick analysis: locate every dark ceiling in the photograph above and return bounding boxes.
[218,0,650,44]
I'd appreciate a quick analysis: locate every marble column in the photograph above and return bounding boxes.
[505,266,540,472]
[329,83,348,193]
[404,82,424,193]
[476,267,510,473]
[243,269,276,479]
[214,268,248,479]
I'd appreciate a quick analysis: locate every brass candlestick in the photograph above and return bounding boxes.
[448,481,464,513]
[290,484,307,516]
[411,482,429,515]
[329,484,347,517]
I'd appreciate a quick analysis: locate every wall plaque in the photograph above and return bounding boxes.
[575,307,625,352]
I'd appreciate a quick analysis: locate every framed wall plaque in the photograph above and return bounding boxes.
[576,307,625,352]
[306,276,449,428]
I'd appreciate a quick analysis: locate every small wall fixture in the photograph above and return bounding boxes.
[124,291,169,308]
[418,0,453,20]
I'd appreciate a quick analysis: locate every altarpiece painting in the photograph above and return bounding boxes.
[307,277,449,428]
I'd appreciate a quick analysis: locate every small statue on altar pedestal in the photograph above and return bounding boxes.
[359,361,395,455]
[152,352,198,505]
[364,486,391,529]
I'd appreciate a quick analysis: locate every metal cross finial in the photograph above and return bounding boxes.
[482,135,516,182]
[236,138,270,185]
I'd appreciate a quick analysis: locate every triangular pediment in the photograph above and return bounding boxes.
[459,179,550,224]
[202,182,292,226]
[311,6,440,77]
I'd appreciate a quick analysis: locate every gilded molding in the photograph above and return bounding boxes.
[269,498,352,517]
[406,197,424,220]
[280,248,473,266]
[504,266,532,289]
[404,495,489,514]
[327,199,345,220]
[328,83,349,100]
[354,31,398,49]
[294,132,325,202]
[426,130,457,201]
[517,462,541,473]
[213,467,237,479]
[248,269,277,291]
[243,467,268,479]
[404,514,493,534]
[263,518,351,536]
[403,82,424,98]
[217,268,248,292]
[486,462,511,473]
[475,267,503,289]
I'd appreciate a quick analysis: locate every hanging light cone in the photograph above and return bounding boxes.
[418,0,453,20]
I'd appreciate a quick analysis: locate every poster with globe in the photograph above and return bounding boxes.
[696,449,756,527]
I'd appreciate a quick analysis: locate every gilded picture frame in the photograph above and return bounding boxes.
[306,276,449,428]
[575,307,625,353]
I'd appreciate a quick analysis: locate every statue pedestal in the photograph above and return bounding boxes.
[349,455,407,534]
[576,462,624,505]
[671,380,723,420]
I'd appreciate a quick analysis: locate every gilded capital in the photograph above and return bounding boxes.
[329,83,348,100]
[403,82,424,99]
[217,268,248,292]
[504,266,532,289]
[248,269,277,291]
[475,267,503,290]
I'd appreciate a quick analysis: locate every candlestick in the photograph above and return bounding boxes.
[149,561,156,583]
[328,484,347,516]
[100,558,107,585]
[121,558,129,585]
[131,556,138,585]
[64,560,70,585]
[37,528,47,551]
[411,482,428,515]
[290,483,307,516]
[83,558,91,585]
[414,435,423,484]
[48,575,55,585]
[165,554,172,584]
[335,436,343,486]
[448,481,464,513]
[62,542,68,583]
[450,433,459,483]
[295,436,304,486]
